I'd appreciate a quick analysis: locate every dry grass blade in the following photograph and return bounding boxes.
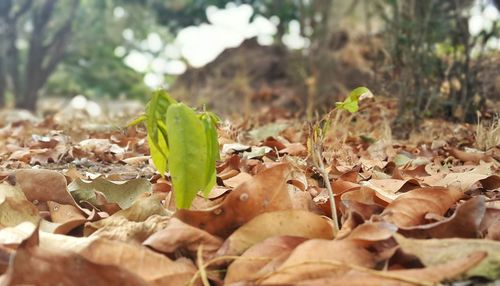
[476,116,500,151]
[196,245,210,286]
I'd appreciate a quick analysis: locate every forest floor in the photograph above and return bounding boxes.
[0,96,499,285]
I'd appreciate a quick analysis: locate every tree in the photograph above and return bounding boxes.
[0,0,79,110]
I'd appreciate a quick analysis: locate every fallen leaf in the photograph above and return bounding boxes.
[175,163,293,238]
[86,214,169,243]
[0,182,40,228]
[68,177,152,209]
[0,228,148,286]
[223,172,253,188]
[143,217,223,260]
[295,251,486,286]
[15,169,81,209]
[225,236,307,284]
[80,238,198,285]
[217,210,334,257]
[363,178,421,203]
[381,187,463,227]
[395,234,500,280]
[261,239,379,284]
[400,196,486,238]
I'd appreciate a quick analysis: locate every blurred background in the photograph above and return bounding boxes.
[0,0,499,135]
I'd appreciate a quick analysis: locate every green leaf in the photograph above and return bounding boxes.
[127,114,146,127]
[335,86,372,113]
[201,114,219,197]
[145,90,174,176]
[166,103,210,209]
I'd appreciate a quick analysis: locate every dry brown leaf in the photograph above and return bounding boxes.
[381,187,463,227]
[363,178,421,203]
[80,238,198,285]
[223,171,252,188]
[225,236,307,284]
[175,163,293,238]
[0,229,147,286]
[260,239,379,284]
[15,169,81,209]
[217,210,334,257]
[0,182,40,228]
[143,217,223,261]
[295,251,486,286]
[400,196,486,238]
[395,234,500,279]
[86,214,169,243]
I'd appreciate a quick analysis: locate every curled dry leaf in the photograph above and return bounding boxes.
[143,217,223,261]
[225,236,307,284]
[260,239,379,284]
[0,228,148,286]
[363,178,421,203]
[395,233,500,280]
[80,238,198,285]
[295,251,486,286]
[175,163,293,238]
[217,210,334,258]
[380,187,463,227]
[400,196,486,238]
[46,201,87,234]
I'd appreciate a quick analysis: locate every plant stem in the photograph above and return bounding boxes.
[315,148,339,232]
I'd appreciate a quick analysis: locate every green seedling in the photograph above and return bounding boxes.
[309,86,373,232]
[130,90,219,209]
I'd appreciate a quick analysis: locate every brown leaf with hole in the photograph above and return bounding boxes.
[381,187,463,227]
[225,236,307,284]
[217,210,334,258]
[143,218,223,261]
[175,163,293,238]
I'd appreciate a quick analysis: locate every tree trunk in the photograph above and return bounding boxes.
[15,0,79,111]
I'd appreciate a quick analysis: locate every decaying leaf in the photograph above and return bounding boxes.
[395,234,500,280]
[217,210,334,257]
[175,163,293,237]
[380,187,463,227]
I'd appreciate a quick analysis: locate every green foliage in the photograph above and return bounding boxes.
[335,86,373,113]
[131,90,219,209]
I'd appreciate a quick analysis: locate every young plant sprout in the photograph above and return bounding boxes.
[310,87,373,232]
[130,90,219,209]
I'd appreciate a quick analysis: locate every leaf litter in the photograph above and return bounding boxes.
[0,103,499,285]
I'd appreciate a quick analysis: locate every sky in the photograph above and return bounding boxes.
[119,0,499,89]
